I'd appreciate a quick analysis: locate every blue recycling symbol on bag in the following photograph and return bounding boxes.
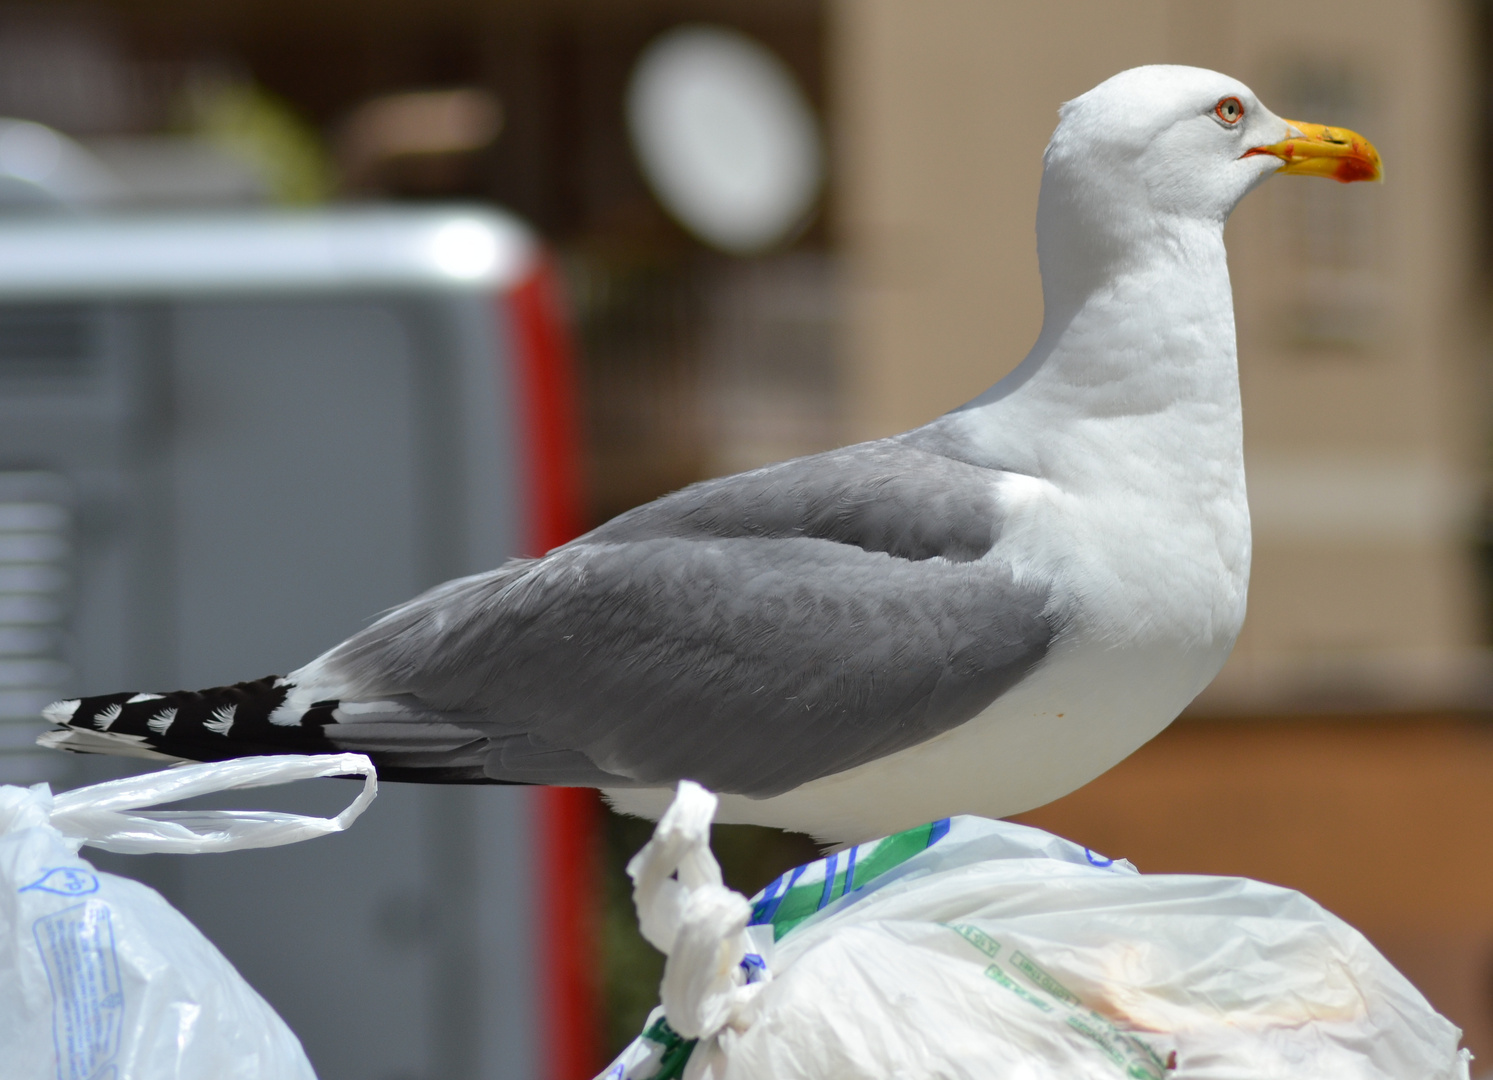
[20,866,100,896]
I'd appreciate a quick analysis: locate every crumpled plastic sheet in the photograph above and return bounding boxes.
[603,781,1472,1080]
[1,753,376,1079]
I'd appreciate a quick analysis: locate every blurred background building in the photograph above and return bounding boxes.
[0,0,1490,1076]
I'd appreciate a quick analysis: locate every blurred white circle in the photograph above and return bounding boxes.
[428,218,499,280]
[627,26,824,255]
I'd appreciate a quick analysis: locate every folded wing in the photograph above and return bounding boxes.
[311,439,1056,796]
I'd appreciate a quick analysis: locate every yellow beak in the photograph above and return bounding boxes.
[1243,120,1383,183]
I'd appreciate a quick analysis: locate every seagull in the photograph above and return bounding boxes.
[39,67,1381,843]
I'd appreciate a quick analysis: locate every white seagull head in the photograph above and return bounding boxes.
[1034,65,1381,307]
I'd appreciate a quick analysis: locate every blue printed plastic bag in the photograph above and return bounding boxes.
[601,781,1471,1080]
[0,754,376,1080]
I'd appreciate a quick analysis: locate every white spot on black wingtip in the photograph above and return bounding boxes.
[146,708,177,736]
[94,704,123,730]
[127,693,164,704]
[267,681,307,726]
[42,699,79,725]
[204,704,237,736]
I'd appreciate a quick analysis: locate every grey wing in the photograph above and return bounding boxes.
[310,438,1057,797]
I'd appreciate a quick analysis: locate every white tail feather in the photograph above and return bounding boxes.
[42,699,79,725]
[36,727,186,762]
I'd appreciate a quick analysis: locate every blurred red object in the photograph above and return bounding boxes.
[510,256,603,1080]
[512,255,587,556]
[536,786,605,1080]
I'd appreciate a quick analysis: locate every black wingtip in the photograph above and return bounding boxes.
[41,676,342,762]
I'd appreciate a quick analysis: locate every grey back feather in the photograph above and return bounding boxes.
[589,441,1003,562]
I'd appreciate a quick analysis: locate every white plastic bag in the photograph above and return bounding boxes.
[603,781,1472,1080]
[1,753,377,1080]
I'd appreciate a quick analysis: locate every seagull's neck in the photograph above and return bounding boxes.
[938,213,1252,664]
[953,215,1244,479]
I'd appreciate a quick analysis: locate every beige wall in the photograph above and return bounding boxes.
[831,0,1487,710]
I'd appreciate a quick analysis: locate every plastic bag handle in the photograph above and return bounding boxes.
[626,780,764,1042]
[48,753,377,854]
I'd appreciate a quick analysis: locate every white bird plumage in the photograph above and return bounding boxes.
[39,66,1381,844]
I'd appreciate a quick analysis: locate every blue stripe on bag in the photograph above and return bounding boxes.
[751,863,806,926]
[819,851,839,910]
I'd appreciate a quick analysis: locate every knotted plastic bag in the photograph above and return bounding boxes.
[602,780,1471,1080]
[1,753,377,1080]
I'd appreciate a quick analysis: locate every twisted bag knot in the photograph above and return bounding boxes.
[626,781,768,1040]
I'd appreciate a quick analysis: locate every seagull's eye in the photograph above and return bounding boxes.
[1215,97,1244,125]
